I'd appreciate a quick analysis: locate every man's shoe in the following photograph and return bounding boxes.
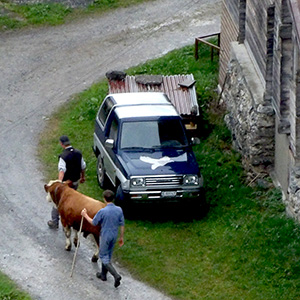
[104,263,122,288]
[47,220,58,229]
[114,275,122,288]
[96,272,107,281]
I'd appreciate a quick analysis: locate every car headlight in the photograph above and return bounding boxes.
[183,175,199,185]
[130,177,145,187]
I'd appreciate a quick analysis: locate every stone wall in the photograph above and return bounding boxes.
[221,0,300,222]
[222,42,275,176]
[285,58,300,221]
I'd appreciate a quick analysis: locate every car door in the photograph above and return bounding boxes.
[104,117,119,184]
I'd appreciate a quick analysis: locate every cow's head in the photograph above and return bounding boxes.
[44,180,63,206]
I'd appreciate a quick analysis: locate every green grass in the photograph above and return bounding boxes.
[0,1,72,29]
[0,36,298,298]
[38,42,219,196]
[35,41,300,299]
[0,273,31,300]
[0,0,154,30]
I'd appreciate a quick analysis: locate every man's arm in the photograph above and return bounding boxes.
[58,157,66,181]
[81,208,94,225]
[58,170,65,181]
[119,225,125,247]
[80,157,86,183]
[80,169,85,183]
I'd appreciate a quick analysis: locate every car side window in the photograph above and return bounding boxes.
[98,97,114,126]
[108,118,118,142]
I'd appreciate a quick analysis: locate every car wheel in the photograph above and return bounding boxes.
[115,184,125,204]
[96,156,109,189]
[193,189,209,219]
[115,184,130,213]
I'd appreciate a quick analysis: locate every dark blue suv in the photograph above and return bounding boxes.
[93,92,204,207]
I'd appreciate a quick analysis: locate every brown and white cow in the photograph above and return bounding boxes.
[44,180,106,262]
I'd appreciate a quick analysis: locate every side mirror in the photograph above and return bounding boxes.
[105,139,114,149]
[191,137,200,145]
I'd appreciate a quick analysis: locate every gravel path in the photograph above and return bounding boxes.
[0,1,220,299]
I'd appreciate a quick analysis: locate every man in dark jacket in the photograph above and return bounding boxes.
[47,135,86,229]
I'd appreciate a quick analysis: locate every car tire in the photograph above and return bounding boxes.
[115,184,125,204]
[96,156,109,189]
[193,188,209,219]
[115,184,130,214]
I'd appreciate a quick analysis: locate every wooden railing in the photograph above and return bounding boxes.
[195,32,220,61]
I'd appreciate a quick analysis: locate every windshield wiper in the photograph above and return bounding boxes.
[121,146,155,152]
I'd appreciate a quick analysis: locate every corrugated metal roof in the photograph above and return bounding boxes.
[107,74,199,118]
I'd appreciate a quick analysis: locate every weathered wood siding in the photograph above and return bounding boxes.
[226,0,240,23]
[296,59,300,153]
[264,4,276,106]
[219,0,239,87]
[288,0,300,156]
[244,0,275,84]
[270,2,282,118]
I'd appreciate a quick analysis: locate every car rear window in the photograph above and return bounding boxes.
[98,97,114,126]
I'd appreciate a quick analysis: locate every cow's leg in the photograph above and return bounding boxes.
[73,229,79,248]
[91,234,99,263]
[63,225,72,251]
[92,247,99,263]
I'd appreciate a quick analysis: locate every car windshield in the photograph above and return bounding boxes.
[120,119,189,150]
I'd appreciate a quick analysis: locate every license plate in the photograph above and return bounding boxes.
[161,191,177,197]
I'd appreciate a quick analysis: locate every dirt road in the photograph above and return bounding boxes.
[0,1,220,299]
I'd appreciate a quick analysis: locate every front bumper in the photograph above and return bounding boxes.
[127,188,203,203]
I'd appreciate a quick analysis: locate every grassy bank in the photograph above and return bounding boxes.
[0,272,31,300]
[0,0,154,30]
[37,41,300,300]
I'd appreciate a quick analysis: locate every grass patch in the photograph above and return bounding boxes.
[32,41,300,299]
[87,0,153,10]
[0,272,31,300]
[0,1,72,29]
[0,0,154,30]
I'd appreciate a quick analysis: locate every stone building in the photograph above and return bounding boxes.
[219,0,300,219]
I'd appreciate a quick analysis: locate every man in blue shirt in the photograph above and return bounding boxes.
[81,190,125,288]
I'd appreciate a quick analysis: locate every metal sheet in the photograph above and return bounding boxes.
[107,74,199,118]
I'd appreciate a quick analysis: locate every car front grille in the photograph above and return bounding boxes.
[145,175,183,187]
